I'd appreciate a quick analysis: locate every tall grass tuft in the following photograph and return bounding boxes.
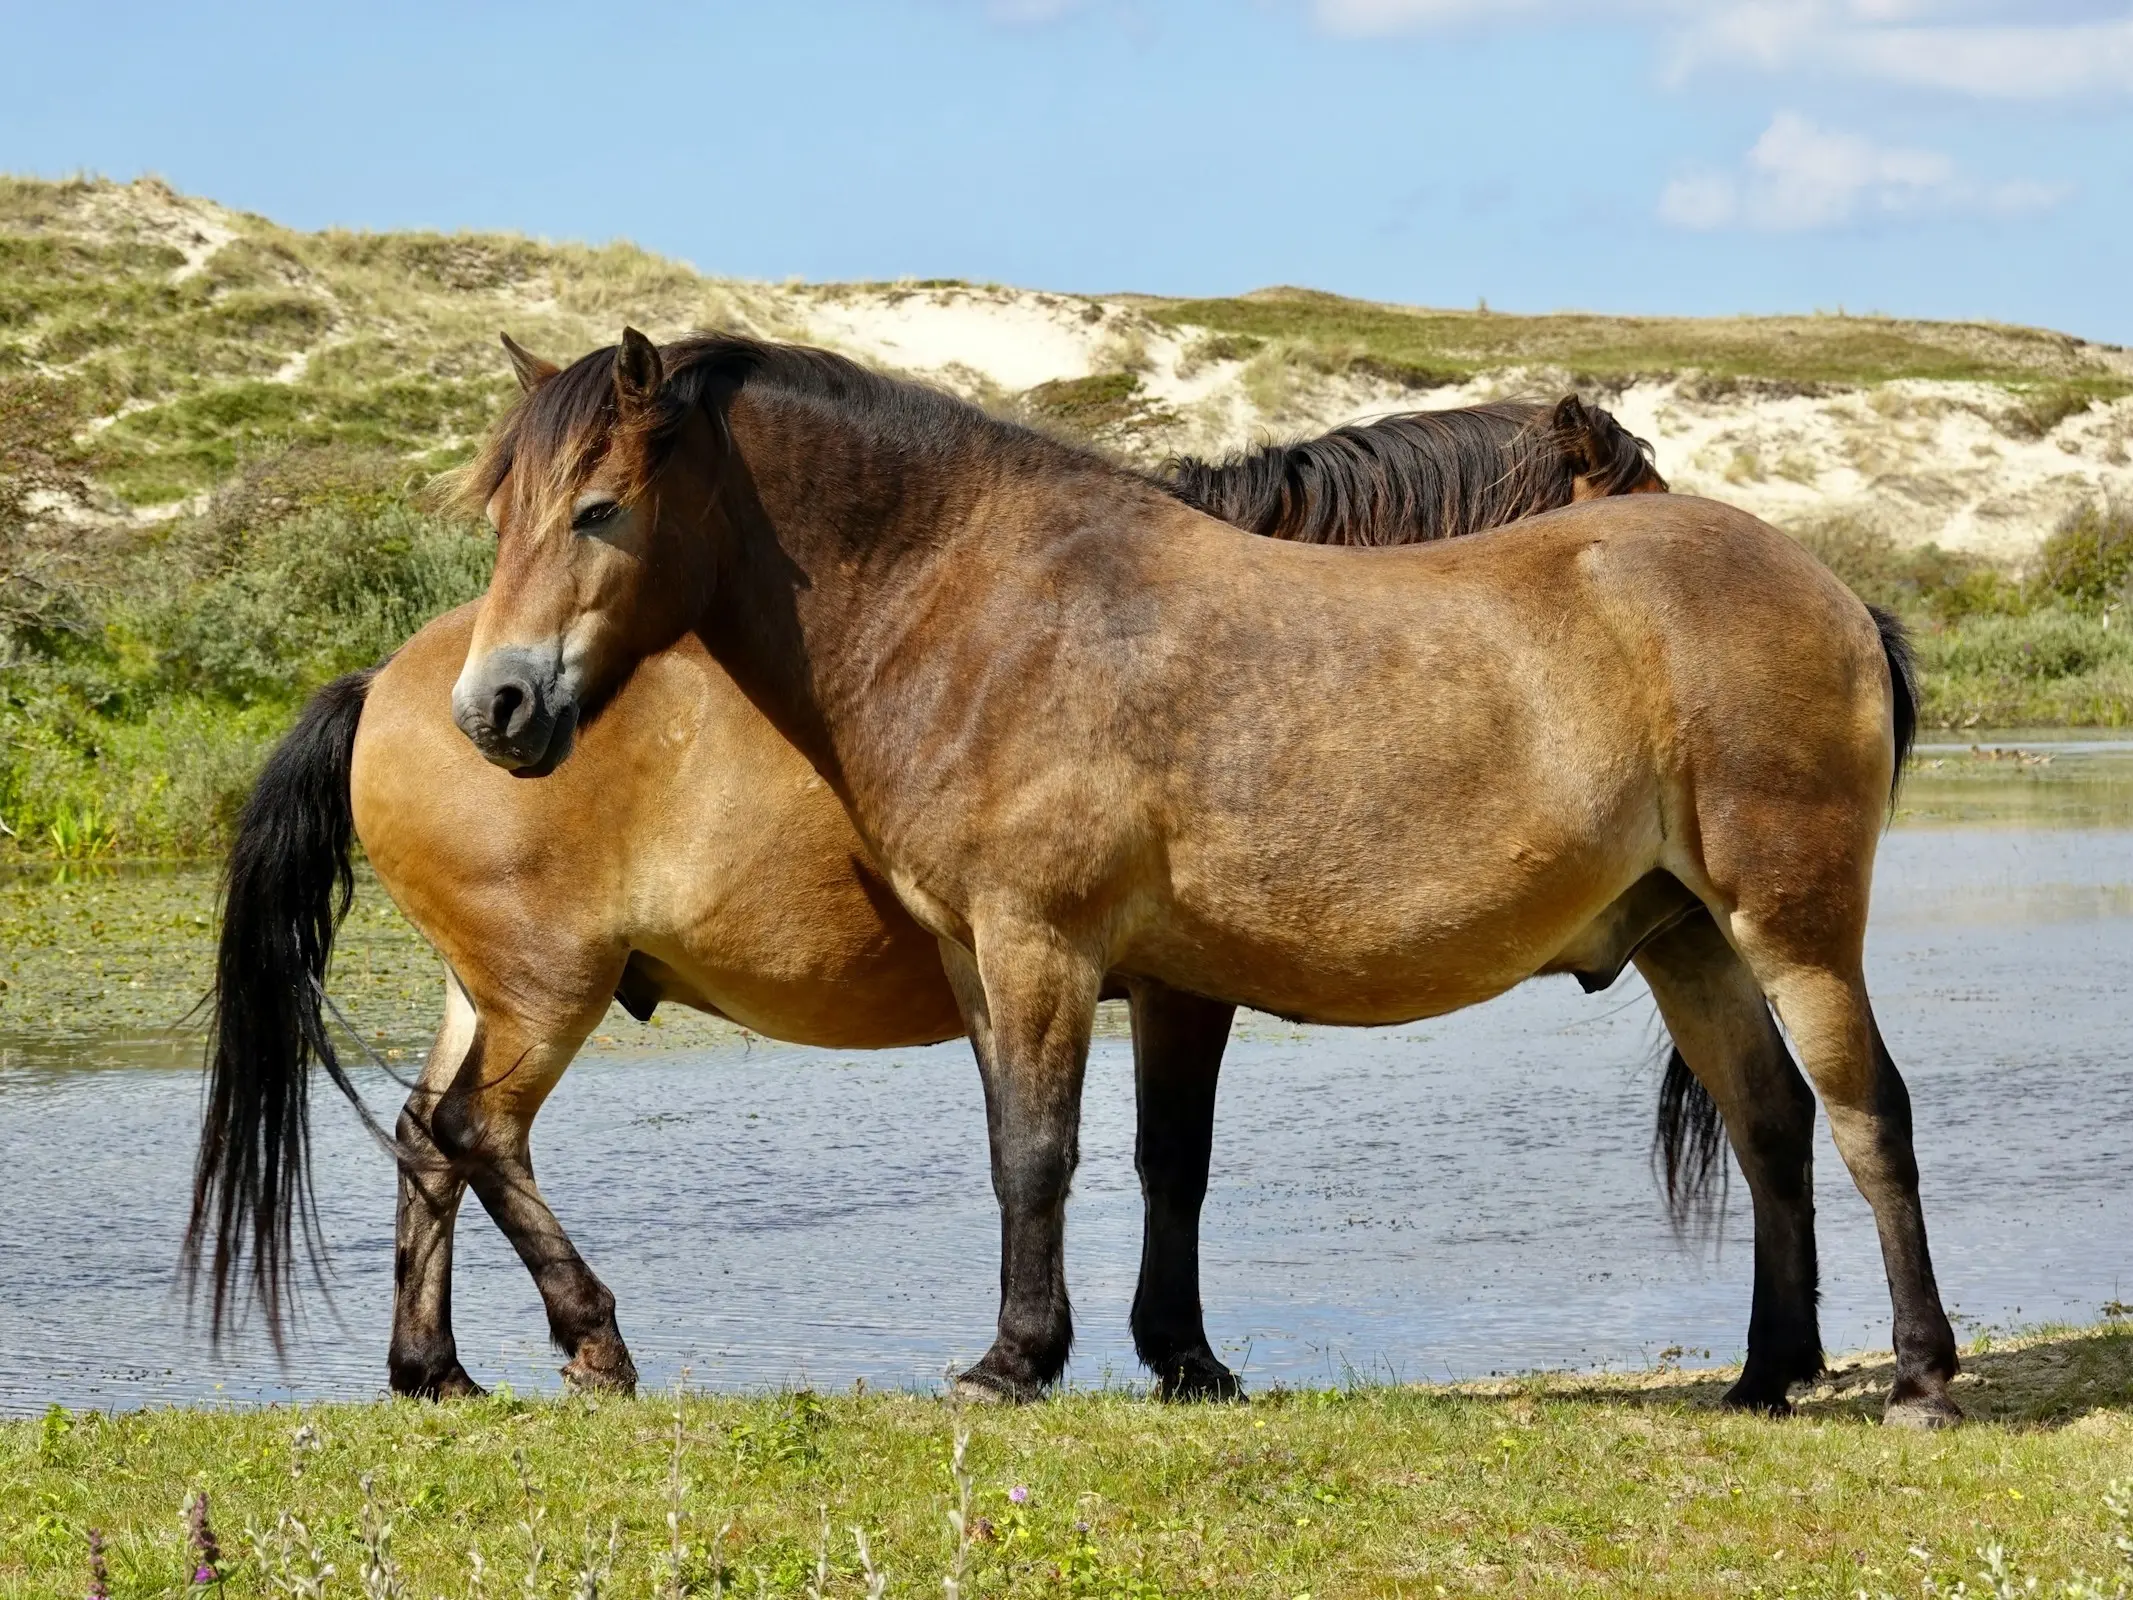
[0,444,490,858]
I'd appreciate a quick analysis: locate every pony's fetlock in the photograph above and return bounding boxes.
[388,1346,486,1402]
[1154,1348,1242,1403]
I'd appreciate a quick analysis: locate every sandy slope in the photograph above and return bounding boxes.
[785,283,2133,563]
[33,181,2133,562]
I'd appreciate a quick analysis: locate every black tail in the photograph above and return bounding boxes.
[1868,603,1918,807]
[183,668,383,1349]
[1653,605,1917,1224]
[1653,1045,1729,1230]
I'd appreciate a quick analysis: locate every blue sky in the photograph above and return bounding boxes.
[5,1,2131,341]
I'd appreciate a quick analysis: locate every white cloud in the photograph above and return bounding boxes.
[1311,0,2133,97]
[984,0,1089,22]
[1827,16,2133,95]
[1660,111,2071,229]
[1315,0,1547,31]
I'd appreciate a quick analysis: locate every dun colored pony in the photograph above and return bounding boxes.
[442,331,1954,1425]
[187,385,1691,1403]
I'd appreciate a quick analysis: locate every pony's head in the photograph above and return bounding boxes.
[1553,395,1667,500]
[451,329,726,773]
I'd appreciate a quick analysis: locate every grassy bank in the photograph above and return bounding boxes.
[4,1326,2129,1598]
[0,862,752,1050]
[1139,287,2133,398]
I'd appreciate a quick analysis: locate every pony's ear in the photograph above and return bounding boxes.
[1551,394,1598,473]
[499,332,559,394]
[615,327,665,410]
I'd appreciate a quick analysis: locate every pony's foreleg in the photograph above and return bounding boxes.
[389,975,485,1399]
[1733,934,1959,1427]
[1125,979,1240,1401]
[1633,911,1822,1413]
[939,926,1102,1403]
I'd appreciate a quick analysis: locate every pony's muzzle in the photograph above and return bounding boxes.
[452,647,578,775]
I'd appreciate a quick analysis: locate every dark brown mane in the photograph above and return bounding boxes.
[1159,397,1663,545]
[457,336,1662,556]
[456,334,1095,518]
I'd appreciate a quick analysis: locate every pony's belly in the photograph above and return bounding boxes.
[1128,895,1609,1027]
[639,920,965,1052]
[1128,837,1660,1025]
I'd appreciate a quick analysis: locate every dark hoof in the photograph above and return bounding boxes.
[560,1335,639,1395]
[1154,1350,1243,1403]
[390,1357,487,1401]
[1719,1378,1796,1417]
[952,1365,1043,1406]
[1884,1389,1963,1430]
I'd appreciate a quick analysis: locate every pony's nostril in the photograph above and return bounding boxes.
[489,680,531,737]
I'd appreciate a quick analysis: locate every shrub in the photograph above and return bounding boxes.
[127,446,493,703]
[2001,382,2097,439]
[2029,501,2133,612]
[0,446,489,856]
[0,375,97,655]
[1787,517,2023,625]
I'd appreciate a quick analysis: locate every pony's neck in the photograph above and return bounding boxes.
[693,384,1017,786]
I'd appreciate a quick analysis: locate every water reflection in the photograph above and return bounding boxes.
[2,736,2129,1413]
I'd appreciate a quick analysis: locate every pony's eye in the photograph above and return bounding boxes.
[571,497,621,532]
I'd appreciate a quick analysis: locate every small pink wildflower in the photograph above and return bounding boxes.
[1008,1485,1029,1504]
[86,1528,110,1600]
[183,1490,223,1590]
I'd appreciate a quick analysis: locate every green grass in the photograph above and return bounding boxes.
[1914,613,2133,728]
[0,176,790,504]
[1139,287,2133,396]
[4,1327,2129,1598]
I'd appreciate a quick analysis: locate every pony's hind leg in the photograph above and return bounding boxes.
[397,970,637,1395]
[390,975,486,1399]
[1724,920,1959,1427]
[1126,980,1240,1402]
[1633,911,1822,1413]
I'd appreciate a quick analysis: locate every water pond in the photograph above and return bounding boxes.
[2,735,2129,1413]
